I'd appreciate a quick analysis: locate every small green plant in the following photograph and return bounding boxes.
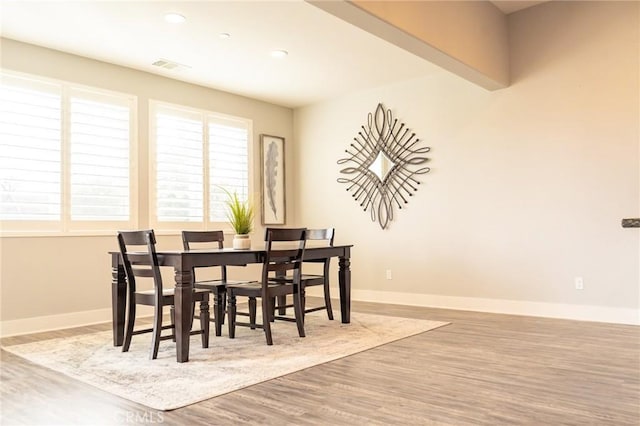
[220,187,254,235]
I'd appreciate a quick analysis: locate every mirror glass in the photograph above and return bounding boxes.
[368,151,395,182]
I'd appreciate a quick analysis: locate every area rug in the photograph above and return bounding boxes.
[2,312,448,411]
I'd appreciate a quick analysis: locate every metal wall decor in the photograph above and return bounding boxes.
[337,103,430,230]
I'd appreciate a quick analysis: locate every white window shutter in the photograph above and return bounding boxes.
[208,119,249,222]
[69,94,130,221]
[0,78,62,221]
[155,110,204,222]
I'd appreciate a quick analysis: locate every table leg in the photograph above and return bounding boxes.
[174,269,193,363]
[338,252,351,324]
[111,255,126,347]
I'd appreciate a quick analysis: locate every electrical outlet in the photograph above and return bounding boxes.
[386,269,392,280]
[575,277,584,290]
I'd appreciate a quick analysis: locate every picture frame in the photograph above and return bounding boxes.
[260,134,286,225]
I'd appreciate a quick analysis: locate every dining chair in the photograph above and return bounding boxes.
[270,228,335,320]
[118,229,211,359]
[181,230,253,336]
[226,228,307,345]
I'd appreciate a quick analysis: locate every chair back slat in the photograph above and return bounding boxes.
[125,253,152,264]
[264,227,308,242]
[182,230,225,249]
[268,262,299,273]
[131,268,156,278]
[119,229,156,246]
[267,248,303,261]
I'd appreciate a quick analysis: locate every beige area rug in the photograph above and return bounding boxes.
[3,312,448,411]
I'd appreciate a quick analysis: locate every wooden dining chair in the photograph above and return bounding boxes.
[300,228,335,319]
[226,228,307,345]
[181,230,252,336]
[118,229,211,359]
[270,228,335,320]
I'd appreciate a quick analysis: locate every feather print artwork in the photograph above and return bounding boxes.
[265,141,278,219]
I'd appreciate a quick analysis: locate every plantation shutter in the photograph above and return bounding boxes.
[155,107,204,222]
[0,76,62,221]
[208,118,249,222]
[69,91,131,221]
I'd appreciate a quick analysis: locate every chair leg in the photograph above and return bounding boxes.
[249,297,257,329]
[323,281,334,320]
[200,300,210,348]
[276,295,287,315]
[150,305,163,360]
[170,306,176,342]
[270,297,276,322]
[122,297,136,353]
[293,288,306,338]
[228,292,237,339]
[262,297,273,345]
[220,291,226,325]
[300,285,306,321]
[213,290,223,337]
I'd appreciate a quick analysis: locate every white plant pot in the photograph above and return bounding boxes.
[233,234,251,250]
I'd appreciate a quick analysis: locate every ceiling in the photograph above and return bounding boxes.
[0,1,545,108]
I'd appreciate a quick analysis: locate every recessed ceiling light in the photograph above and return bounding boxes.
[270,50,288,58]
[219,33,231,39]
[164,13,186,24]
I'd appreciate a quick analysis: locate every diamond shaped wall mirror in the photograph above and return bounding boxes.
[337,103,431,230]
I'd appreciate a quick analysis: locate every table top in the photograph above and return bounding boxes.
[110,244,353,255]
[110,244,353,268]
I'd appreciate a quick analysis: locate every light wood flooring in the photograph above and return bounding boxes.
[1,300,639,425]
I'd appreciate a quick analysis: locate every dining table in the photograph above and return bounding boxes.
[110,244,353,362]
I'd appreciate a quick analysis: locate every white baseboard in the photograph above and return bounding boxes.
[0,306,155,338]
[3,291,637,338]
[304,288,640,325]
[349,289,640,325]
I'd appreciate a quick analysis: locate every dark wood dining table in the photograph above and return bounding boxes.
[110,244,352,362]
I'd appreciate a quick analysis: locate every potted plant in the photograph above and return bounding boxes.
[220,187,254,250]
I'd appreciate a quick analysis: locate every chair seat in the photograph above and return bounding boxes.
[194,278,252,289]
[135,288,210,305]
[270,274,324,286]
[226,280,295,295]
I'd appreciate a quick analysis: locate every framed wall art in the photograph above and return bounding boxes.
[260,134,286,225]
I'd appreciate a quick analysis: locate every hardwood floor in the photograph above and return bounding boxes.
[1,300,638,425]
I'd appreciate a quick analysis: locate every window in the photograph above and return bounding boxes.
[0,72,137,233]
[150,102,251,230]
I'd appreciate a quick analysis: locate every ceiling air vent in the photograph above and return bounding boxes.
[151,58,191,72]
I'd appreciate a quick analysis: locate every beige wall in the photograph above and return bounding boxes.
[0,39,293,325]
[293,1,639,323]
